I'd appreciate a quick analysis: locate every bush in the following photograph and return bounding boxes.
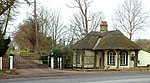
[62,48,73,69]
[39,48,74,69]
[52,48,73,69]
[40,53,49,65]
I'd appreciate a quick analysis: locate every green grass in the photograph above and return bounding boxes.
[8,49,35,56]
[6,50,16,54]
[20,50,34,54]
[20,52,34,56]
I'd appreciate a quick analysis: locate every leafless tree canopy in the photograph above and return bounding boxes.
[0,0,30,15]
[14,5,66,51]
[0,0,30,36]
[37,7,66,48]
[0,0,30,52]
[14,17,53,52]
[112,0,149,40]
[47,10,66,47]
[67,0,104,42]
[0,0,15,16]
[26,5,66,49]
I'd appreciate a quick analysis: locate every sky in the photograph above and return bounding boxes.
[11,0,150,40]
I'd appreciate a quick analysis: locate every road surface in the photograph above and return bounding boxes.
[1,73,150,83]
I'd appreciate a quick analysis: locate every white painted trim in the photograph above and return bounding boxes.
[51,57,54,69]
[9,56,13,69]
[0,57,2,70]
[60,58,62,69]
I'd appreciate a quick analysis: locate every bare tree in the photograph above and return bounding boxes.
[15,4,66,52]
[14,16,53,52]
[67,0,104,44]
[37,6,52,51]
[46,10,66,48]
[112,0,149,40]
[33,6,66,49]
[0,0,30,57]
[37,6,50,37]
[0,0,30,15]
[0,0,30,36]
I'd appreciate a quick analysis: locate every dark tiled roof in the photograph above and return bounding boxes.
[72,30,141,50]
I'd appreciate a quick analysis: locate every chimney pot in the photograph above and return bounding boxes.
[100,21,108,33]
[101,21,107,25]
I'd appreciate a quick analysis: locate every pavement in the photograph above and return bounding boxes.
[0,68,102,79]
[1,67,150,79]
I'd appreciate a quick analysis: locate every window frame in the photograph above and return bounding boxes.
[120,51,128,66]
[107,50,116,66]
[76,51,80,64]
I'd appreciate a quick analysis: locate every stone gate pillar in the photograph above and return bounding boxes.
[0,57,2,70]
[9,54,14,70]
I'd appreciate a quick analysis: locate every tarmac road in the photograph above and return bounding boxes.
[1,72,150,83]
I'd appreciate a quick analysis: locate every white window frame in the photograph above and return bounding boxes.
[108,51,115,65]
[120,51,128,66]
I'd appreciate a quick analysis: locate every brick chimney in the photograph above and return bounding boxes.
[100,21,108,33]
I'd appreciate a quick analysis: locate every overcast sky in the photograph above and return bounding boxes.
[11,0,150,40]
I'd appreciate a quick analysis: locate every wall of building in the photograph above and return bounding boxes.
[96,52,100,68]
[104,50,134,69]
[84,50,95,68]
[129,51,135,68]
[73,50,95,68]
[104,50,116,69]
[73,52,77,67]
[73,49,137,69]
[138,50,150,66]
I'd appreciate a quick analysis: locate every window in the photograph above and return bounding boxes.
[76,51,80,64]
[131,52,135,61]
[107,51,116,65]
[76,50,85,64]
[120,51,128,66]
[131,54,134,61]
[77,54,80,64]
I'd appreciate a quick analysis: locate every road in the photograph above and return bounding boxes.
[1,73,150,83]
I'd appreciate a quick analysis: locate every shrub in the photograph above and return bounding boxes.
[52,48,73,69]
[40,53,49,65]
